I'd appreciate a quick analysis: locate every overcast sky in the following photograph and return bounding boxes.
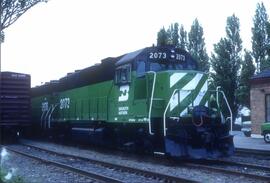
[1,0,270,86]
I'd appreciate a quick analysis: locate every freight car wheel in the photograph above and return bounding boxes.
[264,132,270,143]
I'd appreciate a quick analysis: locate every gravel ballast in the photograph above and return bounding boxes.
[9,139,267,183]
[0,148,95,183]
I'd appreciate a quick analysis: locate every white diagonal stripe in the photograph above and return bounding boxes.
[178,91,191,115]
[182,73,203,90]
[179,90,191,102]
[194,91,206,106]
[180,108,188,116]
[194,81,208,106]
[200,80,208,92]
[170,92,179,111]
[170,73,186,88]
[169,73,206,113]
[170,90,191,111]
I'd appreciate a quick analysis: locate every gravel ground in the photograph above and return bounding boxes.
[222,154,270,167]
[14,139,268,183]
[6,144,162,183]
[0,147,98,183]
[205,163,270,177]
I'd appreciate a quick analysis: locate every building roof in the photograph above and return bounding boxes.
[251,69,270,79]
[250,69,270,85]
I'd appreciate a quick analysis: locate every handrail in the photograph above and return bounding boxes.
[162,87,232,136]
[216,86,233,133]
[44,105,53,129]
[216,86,223,124]
[163,89,179,137]
[48,103,60,129]
[147,71,156,135]
[40,110,46,129]
[220,90,233,133]
[216,86,221,109]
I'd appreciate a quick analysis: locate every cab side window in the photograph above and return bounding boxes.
[115,64,131,84]
[136,61,145,77]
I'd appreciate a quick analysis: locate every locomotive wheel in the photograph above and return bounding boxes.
[264,132,270,143]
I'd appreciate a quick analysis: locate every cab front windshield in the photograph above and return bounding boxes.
[136,60,196,76]
[150,62,184,71]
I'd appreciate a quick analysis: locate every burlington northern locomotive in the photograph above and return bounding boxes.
[31,46,234,159]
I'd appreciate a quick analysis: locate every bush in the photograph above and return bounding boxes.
[0,168,24,183]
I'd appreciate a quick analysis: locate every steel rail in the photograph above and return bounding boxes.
[235,148,270,157]
[17,142,270,182]
[207,159,270,171]
[19,143,197,183]
[1,145,122,183]
[183,161,270,182]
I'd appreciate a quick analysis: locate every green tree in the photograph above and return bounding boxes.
[265,21,270,69]
[166,23,179,47]
[226,14,242,71]
[1,0,46,42]
[166,24,173,45]
[157,27,169,46]
[179,24,187,50]
[252,2,269,72]
[187,18,209,72]
[211,38,238,120]
[237,50,256,108]
[157,23,180,47]
[172,23,179,47]
[211,14,242,120]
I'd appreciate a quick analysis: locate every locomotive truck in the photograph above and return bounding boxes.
[31,46,234,159]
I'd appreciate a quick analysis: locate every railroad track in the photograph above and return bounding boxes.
[1,145,122,183]
[10,141,270,182]
[4,144,196,183]
[235,148,270,157]
[179,147,270,181]
[183,159,270,182]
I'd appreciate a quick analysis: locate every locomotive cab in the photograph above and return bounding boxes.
[115,64,131,85]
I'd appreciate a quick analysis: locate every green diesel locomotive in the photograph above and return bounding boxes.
[31,46,234,158]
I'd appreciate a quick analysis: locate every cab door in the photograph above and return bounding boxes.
[109,64,133,123]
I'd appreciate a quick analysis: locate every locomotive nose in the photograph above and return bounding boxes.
[164,71,234,158]
[167,71,209,118]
